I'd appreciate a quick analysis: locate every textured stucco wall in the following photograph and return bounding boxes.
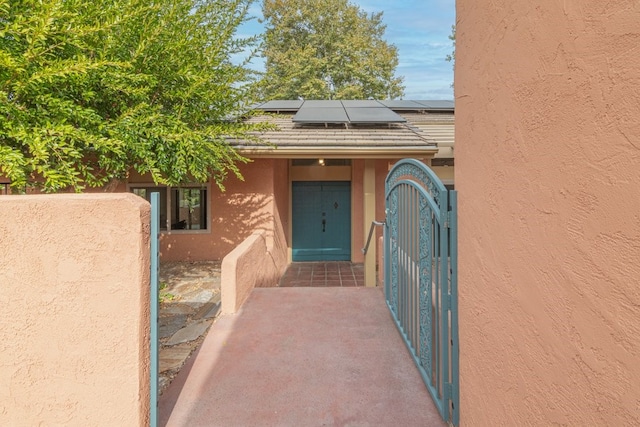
[457,0,640,425]
[269,159,290,268]
[221,231,282,314]
[161,159,279,261]
[351,160,365,263]
[0,194,150,426]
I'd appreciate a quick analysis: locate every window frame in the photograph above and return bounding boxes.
[170,187,209,231]
[128,183,211,234]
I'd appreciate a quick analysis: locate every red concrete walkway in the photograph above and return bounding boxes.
[159,287,445,427]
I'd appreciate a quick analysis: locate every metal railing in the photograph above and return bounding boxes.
[362,220,385,255]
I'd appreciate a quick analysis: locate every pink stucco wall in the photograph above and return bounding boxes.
[219,161,289,313]
[457,1,640,425]
[351,160,365,263]
[0,194,150,426]
[269,159,290,269]
[160,159,287,262]
[221,230,285,314]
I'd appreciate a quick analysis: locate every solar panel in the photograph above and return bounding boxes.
[378,100,425,110]
[301,100,343,108]
[340,100,385,108]
[415,100,454,110]
[275,99,442,125]
[345,107,406,123]
[292,107,349,123]
[256,100,304,111]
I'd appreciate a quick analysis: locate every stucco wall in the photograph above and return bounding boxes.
[457,1,640,425]
[0,194,150,426]
[221,231,283,314]
[271,159,290,269]
[351,160,365,263]
[160,159,280,261]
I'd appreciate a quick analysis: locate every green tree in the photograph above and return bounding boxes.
[0,0,267,192]
[445,24,455,87]
[259,0,404,100]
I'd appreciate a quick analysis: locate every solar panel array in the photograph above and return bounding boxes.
[253,100,304,111]
[345,107,405,124]
[293,107,349,123]
[413,100,454,110]
[378,100,454,110]
[292,100,406,124]
[255,99,454,124]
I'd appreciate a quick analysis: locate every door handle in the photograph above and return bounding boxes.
[322,219,326,232]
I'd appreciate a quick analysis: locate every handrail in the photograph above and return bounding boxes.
[362,220,385,255]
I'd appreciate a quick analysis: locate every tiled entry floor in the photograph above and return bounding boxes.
[278,262,365,287]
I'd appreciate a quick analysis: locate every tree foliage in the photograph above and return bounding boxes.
[445,24,455,89]
[259,0,404,100]
[445,24,455,65]
[0,0,267,192]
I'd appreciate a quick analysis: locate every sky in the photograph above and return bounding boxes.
[237,0,456,100]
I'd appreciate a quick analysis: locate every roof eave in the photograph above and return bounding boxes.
[234,146,439,159]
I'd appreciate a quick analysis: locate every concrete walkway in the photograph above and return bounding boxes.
[159,287,445,427]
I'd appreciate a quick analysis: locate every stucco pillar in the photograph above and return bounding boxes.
[363,159,376,287]
[0,194,150,426]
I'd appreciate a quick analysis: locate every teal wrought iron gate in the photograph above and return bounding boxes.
[150,192,160,427]
[384,159,459,425]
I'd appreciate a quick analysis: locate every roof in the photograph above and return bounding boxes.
[401,112,455,159]
[231,100,454,159]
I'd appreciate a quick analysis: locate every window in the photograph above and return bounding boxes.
[132,187,168,230]
[1,183,9,195]
[171,188,207,230]
[130,185,208,231]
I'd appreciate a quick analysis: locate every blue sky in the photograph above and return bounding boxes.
[237,0,455,100]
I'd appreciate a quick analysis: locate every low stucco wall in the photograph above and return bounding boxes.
[0,194,150,426]
[457,0,640,425]
[221,230,287,314]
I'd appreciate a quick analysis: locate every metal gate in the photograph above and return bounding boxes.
[150,192,160,427]
[384,159,459,425]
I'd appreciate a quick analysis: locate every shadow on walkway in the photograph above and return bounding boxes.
[159,287,445,427]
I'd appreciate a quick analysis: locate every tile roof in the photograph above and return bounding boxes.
[400,112,455,158]
[229,102,454,159]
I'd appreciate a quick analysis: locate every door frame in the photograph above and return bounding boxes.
[291,181,351,261]
[287,160,353,262]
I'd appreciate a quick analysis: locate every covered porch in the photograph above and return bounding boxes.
[158,286,445,426]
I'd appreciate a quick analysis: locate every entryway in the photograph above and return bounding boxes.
[292,181,351,261]
[278,262,364,287]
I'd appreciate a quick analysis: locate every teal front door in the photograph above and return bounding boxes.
[292,181,351,261]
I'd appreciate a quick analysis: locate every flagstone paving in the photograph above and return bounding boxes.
[158,261,222,394]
